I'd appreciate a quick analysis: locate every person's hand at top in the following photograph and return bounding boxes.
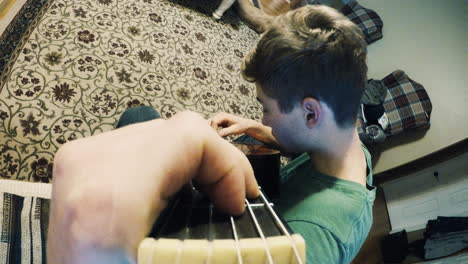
[209,111,257,137]
[209,112,280,148]
[47,111,259,264]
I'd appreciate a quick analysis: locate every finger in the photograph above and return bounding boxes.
[197,135,257,215]
[245,169,260,199]
[207,118,217,130]
[209,116,225,130]
[218,125,242,137]
[205,166,247,215]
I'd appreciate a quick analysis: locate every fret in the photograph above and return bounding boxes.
[249,203,274,207]
[175,239,182,264]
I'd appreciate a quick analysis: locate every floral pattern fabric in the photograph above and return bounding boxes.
[0,0,261,182]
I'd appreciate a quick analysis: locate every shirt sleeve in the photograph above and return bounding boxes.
[287,220,346,264]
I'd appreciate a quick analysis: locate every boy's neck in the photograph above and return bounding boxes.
[308,127,367,186]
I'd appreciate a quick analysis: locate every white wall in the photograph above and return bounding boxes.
[381,151,468,232]
[363,0,468,173]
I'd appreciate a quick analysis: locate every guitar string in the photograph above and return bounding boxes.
[175,239,183,264]
[206,204,214,264]
[230,216,244,264]
[153,188,302,264]
[259,190,304,264]
[176,195,195,264]
[184,195,195,239]
[206,241,213,264]
[141,238,155,264]
[151,239,157,264]
[245,198,275,264]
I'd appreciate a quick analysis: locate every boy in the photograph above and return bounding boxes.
[47,5,374,264]
[210,5,375,263]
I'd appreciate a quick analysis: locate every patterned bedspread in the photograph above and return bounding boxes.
[0,0,261,183]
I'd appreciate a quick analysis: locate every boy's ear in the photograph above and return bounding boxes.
[302,97,321,129]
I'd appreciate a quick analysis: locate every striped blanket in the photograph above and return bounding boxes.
[0,180,51,264]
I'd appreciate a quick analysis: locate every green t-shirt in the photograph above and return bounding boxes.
[275,146,375,264]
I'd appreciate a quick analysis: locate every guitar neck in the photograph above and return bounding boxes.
[139,187,306,264]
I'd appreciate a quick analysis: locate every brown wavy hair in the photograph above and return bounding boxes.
[242,5,367,128]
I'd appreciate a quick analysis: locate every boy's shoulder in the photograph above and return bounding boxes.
[277,150,374,240]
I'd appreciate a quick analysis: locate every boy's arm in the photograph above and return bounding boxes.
[288,221,345,264]
[210,112,281,148]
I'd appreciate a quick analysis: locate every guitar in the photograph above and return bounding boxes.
[138,143,306,264]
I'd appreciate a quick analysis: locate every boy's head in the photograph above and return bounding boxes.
[242,5,367,129]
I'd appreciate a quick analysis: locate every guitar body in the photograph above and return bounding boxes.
[233,142,281,199]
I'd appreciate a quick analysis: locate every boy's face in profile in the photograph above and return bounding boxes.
[256,84,306,152]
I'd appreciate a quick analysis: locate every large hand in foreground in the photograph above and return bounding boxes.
[47,111,259,264]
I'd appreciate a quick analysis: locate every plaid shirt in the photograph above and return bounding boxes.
[382,70,432,136]
[358,70,432,143]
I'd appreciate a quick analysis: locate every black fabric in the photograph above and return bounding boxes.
[39,198,50,264]
[1,193,23,264]
[425,216,468,237]
[424,230,468,260]
[362,79,387,106]
[363,104,385,125]
[116,106,161,128]
[381,230,409,263]
[423,216,468,260]
[360,124,386,144]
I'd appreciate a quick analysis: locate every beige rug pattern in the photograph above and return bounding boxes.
[0,0,261,182]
